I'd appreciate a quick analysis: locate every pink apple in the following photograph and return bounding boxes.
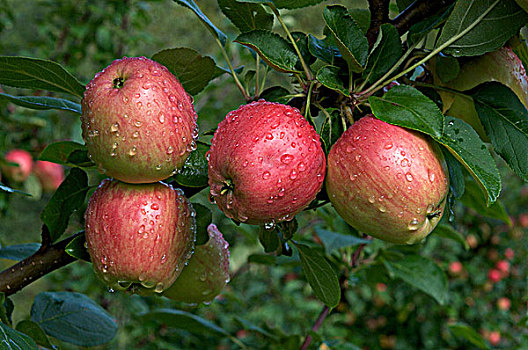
[81,56,198,184]
[1,149,33,183]
[488,269,502,283]
[33,160,65,192]
[497,297,511,311]
[449,261,463,275]
[326,116,449,244]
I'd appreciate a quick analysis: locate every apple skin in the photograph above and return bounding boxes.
[208,100,326,225]
[326,116,449,244]
[85,178,196,294]
[1,149,33,183]
[81,56,198,184]
[163,223,230,304]
[33,160,65,192]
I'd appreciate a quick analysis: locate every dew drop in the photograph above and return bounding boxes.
[262,171,271,180]
[280,154,294,164]
[379,206,386,213]
[290,169,298,180]
[264,220,275,230]
[428,171,435,182]
[166,146,174,154]
[384,142,393,149]
[159,114,165,123]
[355,154,361,162]
[405,173,413,182]
[135,120,142,127]
[128,146,137,156]
[110,123,119,133]
[408,218,420,231]
[132,131,140,138]
[298,162,306,172]
[401,158,409,167]
[368,195,376,204]
[266,133,274,140]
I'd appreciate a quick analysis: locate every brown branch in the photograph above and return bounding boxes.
[367,0,390,48]
[0,232,82,297]
[391,0,456,35]
[300,305,330,350]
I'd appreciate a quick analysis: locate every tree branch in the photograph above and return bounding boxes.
[300,305,330,350]
[0,232,82,297]
[367,0,390,47]
[391,0,456,35]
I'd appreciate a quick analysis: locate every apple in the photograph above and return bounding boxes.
[33,160,65,192]
[326,115,449,244]
[448,261,463,275]
[488,269,502,283]
[85,178,196,294]
[1,149,33,183]
[486,331,501,346]
[497,297,511,311]
[81,56,198,184]
[504,248,514,260]
[208,100,326,225]
[163,223,230,304]
[495,260,510,276]
[518,213,528,228]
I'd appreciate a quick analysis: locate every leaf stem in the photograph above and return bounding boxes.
[215,38,250,101]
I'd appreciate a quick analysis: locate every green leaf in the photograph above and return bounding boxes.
[349,8,371,34]
[64,232,90,262]
[40,168,90,243]
[235,30,301,73]
[141,308,229,335]
[471,82,528,182]
[308,34,341,65]
[0,93,81,114]
[442,148,465,198]
[435,55,460,83]
[436,116,501,205]
[295,243,340,307]
[0,322,38,350]
[407,3,453,45]
[192,203,212,245]
[218,0,273,32]
[38,141,94,168]
[460,180,511,225]
[31,292,117,347]
[431,224,469,250]
[15,320,55,349]
[449,323,490,349]
[316,65,348,96]
[363,24,402,84]
[320,108,345,153]
[248,253,277,265]
[173,141,209,188]
[291,32,315,70]
[172,0,227,46]
[152,48,218,95]
[259,86,291,103]
[0,243,40,261]
[384,254,448,305]
[274,0,323,8]
[258,226,280,253]
[436,0,528,57]
[323,5,369,73]
[314,227,370,254]
[0,56,85,97]
[369,85,445,139]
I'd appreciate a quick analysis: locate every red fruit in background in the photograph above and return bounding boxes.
[33,161,65,192]
[208,100,326,225]
[163,224,230,304]
[1,149,33,183]
[487,331,501,346]
[81,56,198,184]
[85,179,196,294]
[518,213,528,228]
[488,269,502,283]
[449,261,463,275]
[326,116,449,244]
[504,248,515,260]
[497,297,511,311]
[495,260,510,275]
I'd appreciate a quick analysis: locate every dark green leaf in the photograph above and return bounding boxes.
[431,224,469,250]
[308,34,341,65]
[320,108,345,153]
[235,30,301,73]
[349,8,371,34]
[407,3,453,45]
[38,141,94,168]
[295,243,340,307]
[435,55,460,83]
[460,180,510,224]
[363,24,402,84]
[0,293,9,324]
[0,93,81,114]
[471,82,528,182]
[316,65,348,96]
[396,0,414,11]
[442,148,465,198]
[384,254,448,305]
[449,323,490,349]
[259,226,280,253]
[173,141,209,188]
[15,320,55,349]
[192,203,212,245]
[437,116,501,205]
[141,309,229,335]
[233,316,278,339]
[40,168,90,242]
[0,322,38,350]
[291,32,315,70]
[369,85,445,139]
[152,48,218,95]
[31,292,117,347]
[274,0,323,8]
[314,227,370,254]
[0,243,40,261]
[323,5,369,73]
[172,0,227,46]
[0,56,85,97]
[218,0,273,32]
[248,253,277,265]
[259,86,290,103]
[64,232,90,262]
[436,0,528,57]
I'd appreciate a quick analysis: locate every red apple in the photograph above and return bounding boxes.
[1,149,33,183]
[449,261,463,275]
[488,269,502,283]
[518,213,528,228]
[504,248,514,260]
[497,297,511,311]
[85,178,196,294]
[33,160,65,192]
[163,223,230,304]
[495,260,510,276]
[487,331,501,346]
[326,116,449,244]
[208,100,326,225]
[81,56,198,184]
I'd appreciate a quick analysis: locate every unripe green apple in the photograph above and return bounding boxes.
[163,223,230,304]
[326,116,449,244]
[85,179,196,294]
[1,149,33,183]
[208,100,326,225]
[81,56,198,184]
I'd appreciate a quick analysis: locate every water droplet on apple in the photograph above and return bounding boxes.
[159,114,165,123]
[266,133,274,140]
[128,146,137,156]
[262,171,271,180]
[405,173,413,182]
[378,205,386,213]
[368,195,375,203]
[280,154,294,164]
[110,123,119,133]
[355,154,361,162]
[408,218,420,231]
[166,146,174,154]
[264,220,275,229]
[289,169,298,180]
[401,158,409,167]
[428,170,435,182]
[154,282,164,293]
[134,120,142,127]
[384,142,393,149]
[155,164,162,171]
